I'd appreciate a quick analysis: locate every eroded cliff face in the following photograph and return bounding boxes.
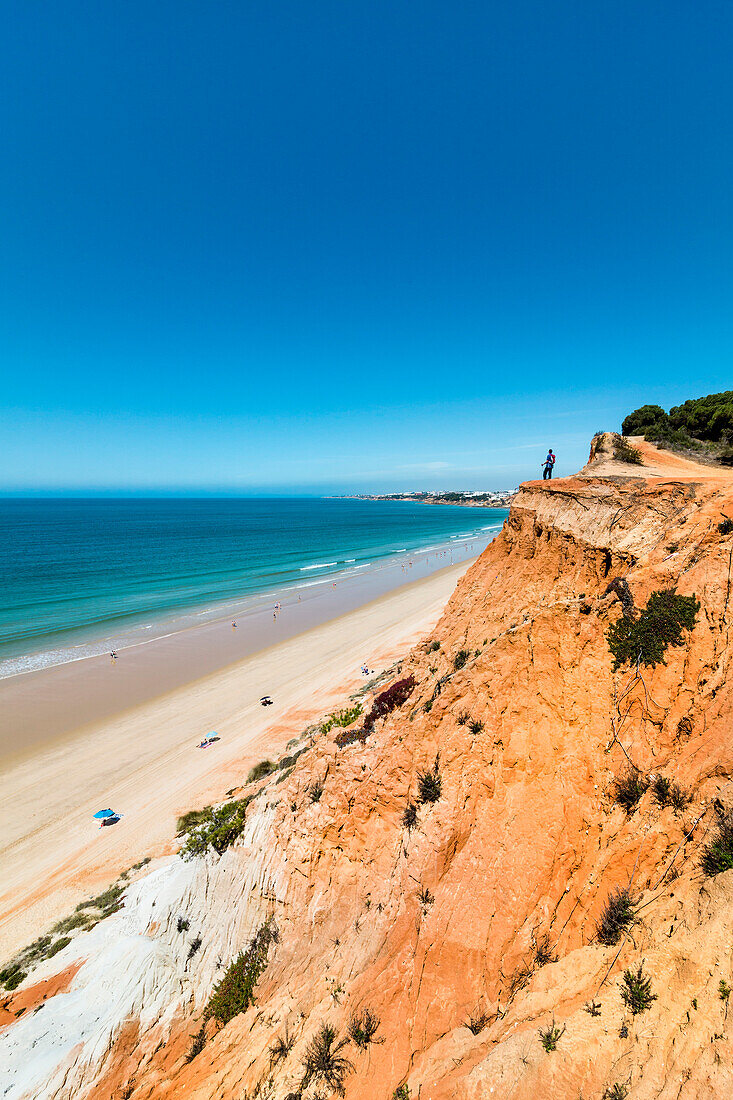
[5,439,733,1100]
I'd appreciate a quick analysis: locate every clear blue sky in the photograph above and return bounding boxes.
[3,1,732,493]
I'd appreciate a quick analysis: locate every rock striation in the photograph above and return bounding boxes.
[4,435,733,1099]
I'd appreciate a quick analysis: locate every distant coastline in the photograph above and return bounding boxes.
[341,489,518,508]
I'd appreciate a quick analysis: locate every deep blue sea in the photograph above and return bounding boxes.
[0,498,507,675]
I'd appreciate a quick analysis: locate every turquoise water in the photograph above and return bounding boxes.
[0,498,507,675]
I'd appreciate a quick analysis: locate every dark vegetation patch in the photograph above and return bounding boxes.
[620,964,657,1014]
[606,588,699,670]
[347,1007,381,1048]
[701,815,733,876]
[247,760,276,784]
[300,1022,354,1097]
[596,887,637,946]
[612,434,643,465]
[427,640,441,652]
[613,768,649,814]
[363,677,416,732]
[185,1022,207,1063]
[604,577,635,618]
[603,1085,629,1100]
[176,807,212,835]
[416,758,442,805]
[204,919,278,1027]
[456,710,470,725]
[469,718,484,735]
[718,518,733,535]
[465,1007,490,1034]
[533,933,556,967]
[622,392,733,459]
[308,780,325,803]
[270,1024,295,1064]
[402,801,418,830]
[651,774,689,811]
[453,649,469,671]
[417,886,435,910]
[180,799,248,859]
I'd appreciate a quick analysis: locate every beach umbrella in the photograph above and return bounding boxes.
[93,808,116,819]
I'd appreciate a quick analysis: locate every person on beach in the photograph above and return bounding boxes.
[231,621,237,629]
[543,449,556,479]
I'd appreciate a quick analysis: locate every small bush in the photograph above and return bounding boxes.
[348,1007,381,1048]
[427,640,441,652]
[176,807,212,835]
[2,968,26,991]
[75,883,125,916]
[719,979,731,1002]
[465,1007,489,1034]
[613,435,643,465]
[718,518,733,535]
[393,1087,410,1100]
[322,704,363,734]
[270,1025,295,1064]
[309,781,324,803]
[188,936,202,959]
[204,919,278,1026]
[45,937,71,959]
[584,1000,602,1017]
[469,718,484,735]
[185,1022,207,1063]
[334,726,370,748]
[363,676,416,732]
[417,886,435,909]
[456,710,470,725]
[613,768,649,814]
[607,588,700,670]
[538,1018,565,1052]
[701,816,733,876]
[651,774,689,811]
[248,760,276,784]
[402,801,418,830]
[533,933,556,967]
[620,964,657,1014]
[453,649,469,670]
[423,699,433,713]
[180,799,248,859]
[300,1022,354,1097]
[596,887,637,946]
[603,1086,628,1100]
[416,760,442,805]
[177,916,190,933]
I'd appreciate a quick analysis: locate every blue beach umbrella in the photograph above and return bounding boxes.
[93,808,116,819]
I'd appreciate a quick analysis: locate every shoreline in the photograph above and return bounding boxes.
[0,556,476,959]
[0,535,489,763]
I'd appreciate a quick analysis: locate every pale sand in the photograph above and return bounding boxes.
[0,559,471,959]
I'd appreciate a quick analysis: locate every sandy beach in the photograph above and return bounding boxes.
[0,557,472,960]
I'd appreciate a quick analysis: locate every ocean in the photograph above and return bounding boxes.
[0,498,507,677]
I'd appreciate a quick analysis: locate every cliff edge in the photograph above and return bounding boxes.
[4,436,733,1100]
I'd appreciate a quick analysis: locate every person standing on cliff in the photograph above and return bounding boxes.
[543,449,556,479]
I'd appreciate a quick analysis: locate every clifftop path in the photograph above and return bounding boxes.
[5,437,733,1100]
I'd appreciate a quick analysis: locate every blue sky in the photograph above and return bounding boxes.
[2,1,733,493]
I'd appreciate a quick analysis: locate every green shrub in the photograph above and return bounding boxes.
[75,883,125,916]
[613,435,643,465]
[453,649,469,670]
[204,919,278,1026]
[185,1021,207,1063]
[427,640,441,652]
[309,780,324,803]
[347,1007,381,1048]
[393,1087,411,1100]
[0,964,26,991]
[45,937,71,959]
[469,718,484,735]
[623,392,733,444]
[651,774,689,811]
[603,1086,628,1100]
[176,807,212,835]
[247,760,275,784]
[300,1022,354,1097]
[596,887,637,946]
[620,964,657,1014]
[621,404,668,437]
[701,816,733,876]
[613,768,649,814]
[456,710,470,725]
[180,799,248,859]
[538,1018,565,1052]
[607,588,699,670]
[270,1024,295,1064]
[322,704,363,734]
[416,761,442,805]
[402,801,418,830]
[719,979,731,1002]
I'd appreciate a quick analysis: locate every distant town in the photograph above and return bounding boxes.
[347,489,518,507]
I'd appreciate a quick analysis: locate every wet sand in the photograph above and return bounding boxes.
[0,557,473,959]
